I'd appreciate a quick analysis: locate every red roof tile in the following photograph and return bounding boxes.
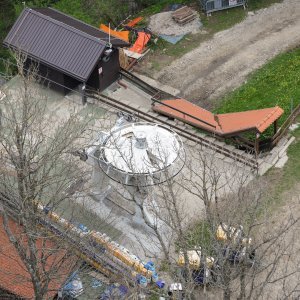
[217,106,284,134]
[0,216,75,299]
[153,99,284,136]
[153,99,219,132]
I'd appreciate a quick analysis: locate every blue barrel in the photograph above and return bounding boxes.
[152,272,159,282]
[136,275,148,287]
[144,261,155,272]
[156,280,165,289]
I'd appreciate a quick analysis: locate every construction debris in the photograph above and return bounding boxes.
[125,16,143,28]
[119,48,130,69]
[172,6,198,25]
[149,11,202,36]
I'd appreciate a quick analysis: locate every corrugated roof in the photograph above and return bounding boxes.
[153,98,284,136]
[4,8,107,82]
[0,216,75,299]
[217,106,284,135]
[153,99,219,132]
[34,8,130,47]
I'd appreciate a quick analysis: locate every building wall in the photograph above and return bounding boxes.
[24,59,81,95]
[87,48,121,92]
[63,73,81,94]
[86,64,100,90]
[25,50,120,96]
[98,48,120,91]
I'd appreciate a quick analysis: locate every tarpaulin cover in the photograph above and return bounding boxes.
[99,24,129,42]
[129,32,151,54]
[159,34,185,44]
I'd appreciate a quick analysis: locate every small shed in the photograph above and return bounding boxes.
[199,0,246,14]
[3,8,130,100]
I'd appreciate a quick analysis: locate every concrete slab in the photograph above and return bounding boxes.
[258,162,273,176]
[274,154,289,169]
[278,136,295,158]
[224,156,234,164]
[215,152,226,160]
[132,72,181,96]
[1,75,255,260]
[289,123,300,131]
[106,190,136,215]
[105,80,153,110]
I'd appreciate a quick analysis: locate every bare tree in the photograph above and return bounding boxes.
[0,54,94,299]
[112,137,300,300]
[174,148,299,300]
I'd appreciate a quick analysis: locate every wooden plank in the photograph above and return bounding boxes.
[175,15,197,25]
[172,12,197,21]
[172,6,194,19]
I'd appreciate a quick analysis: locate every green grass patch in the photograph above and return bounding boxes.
[184,221,214,254]
[201,6,246,32]
[214,47,300,138]
[279,127,300,186]
[201,0,283,32]
[53,0,97,26]
[140,0,194,16]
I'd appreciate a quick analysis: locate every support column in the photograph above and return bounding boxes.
[273,120,278,135]
[255,133,260,159]
[82,83,87,105]
[91,162,111,201]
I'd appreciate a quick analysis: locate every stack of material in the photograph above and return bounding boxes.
[172,6,198,25]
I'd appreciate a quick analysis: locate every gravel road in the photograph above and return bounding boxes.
[156,0,300,109]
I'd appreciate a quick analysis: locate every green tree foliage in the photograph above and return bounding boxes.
[0,0,16,33]
[53,0,172,28]
[0,0,16,73]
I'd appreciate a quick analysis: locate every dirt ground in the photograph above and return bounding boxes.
[148,10,202,35]
[262,182,300,298]
[153,0,300,109]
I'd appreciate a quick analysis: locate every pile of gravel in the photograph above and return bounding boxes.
[148,11,202,36]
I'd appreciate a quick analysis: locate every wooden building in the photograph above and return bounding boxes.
[3,8,129,101]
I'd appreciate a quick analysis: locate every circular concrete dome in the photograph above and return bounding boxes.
[97,122,185,186]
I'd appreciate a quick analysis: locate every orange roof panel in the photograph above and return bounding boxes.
[152,99,220,132]
[217,106,284,135]
[153,99,284,136]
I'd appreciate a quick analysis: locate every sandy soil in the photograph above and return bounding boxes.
[148,10,202,35]
[155,0,300,109]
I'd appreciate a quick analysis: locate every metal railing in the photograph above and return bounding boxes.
[86,91,259,170]
[271,103,300,147]
[200,0,246,14]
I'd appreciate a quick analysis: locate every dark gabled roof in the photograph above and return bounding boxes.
[34,8,130,48]
[4,8,108,82]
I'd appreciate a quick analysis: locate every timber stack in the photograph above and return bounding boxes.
[172,6,198,25]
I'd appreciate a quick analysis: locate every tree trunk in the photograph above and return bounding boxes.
[239,265,246,300]
[224,288,231,300]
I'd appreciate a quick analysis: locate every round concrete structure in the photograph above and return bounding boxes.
[97,122,185,186]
